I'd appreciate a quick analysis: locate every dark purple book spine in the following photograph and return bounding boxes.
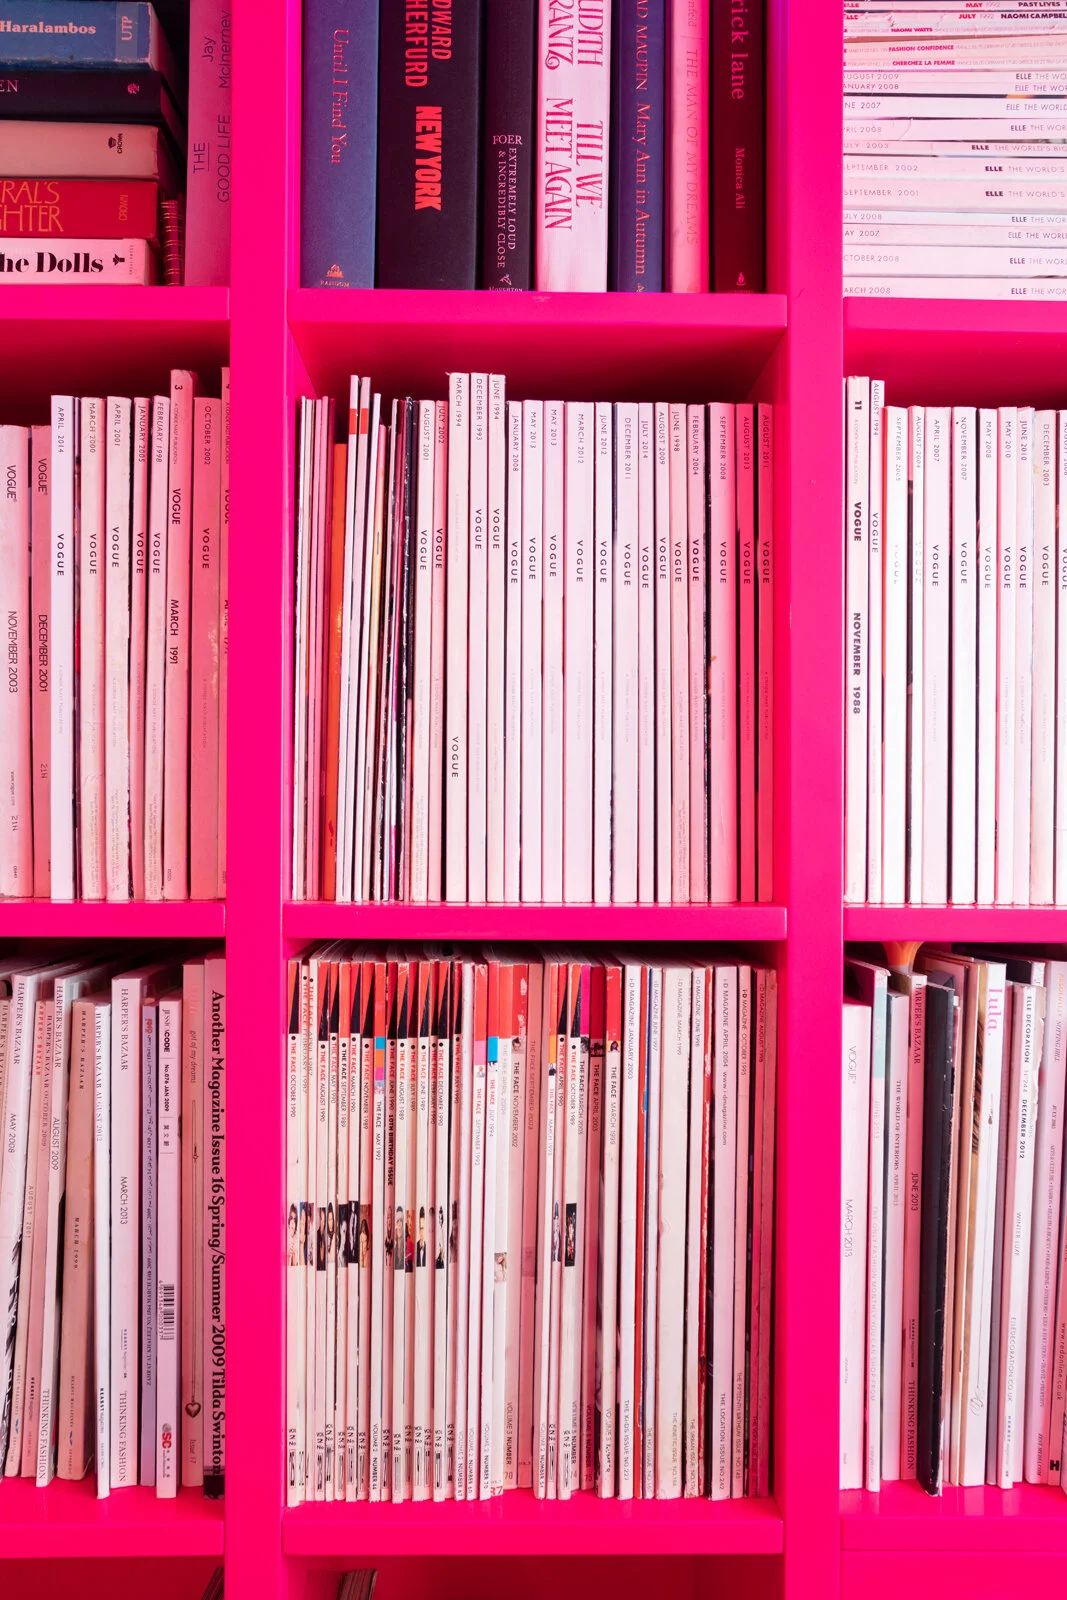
[711,0,765,293]
[610,0,665,293]
[376,0,484,290]
[0,67,182,135]
[479,0,535,290]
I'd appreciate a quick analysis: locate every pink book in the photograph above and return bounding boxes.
[653,404,673,903]
[517,960,543,1489]
[48,399,76,901]
[104,397,132,901]
[708,404,738,902]
[668,0,710,291]
[486,378,507,902]
[217,370,229,897]
[613,405,640,904]
[190,397,222,901]
[757,405,775,903]
[731,967,752,1494]
[669,404,691,900]
[736,405,757,903]
[446,376,470,903]
[128,402,150,901]
[542,400,565,903]
[144,396,171,901]
[504,403,523,904]
[535,3,610,291]
[185,0,232,286]
[0,425,32,895]
[78,400,106,901]
[428,401,448,903]
[687,407,708,901]
[637,404,656,903]
[521,400,544,903]
[593,404,613,904]
[164,371,200,900]
[468,375,490,905]
[29,427,50,898]
[563,401,594,903]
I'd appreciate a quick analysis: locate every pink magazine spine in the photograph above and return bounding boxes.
[757,405,775,903]
[580,963,604,1490]
[486,376,507,902]
[29,426,51,898]
[708,405,738,903]
[756,971,778,1496]
[504,403,523,904]
[410,400,436,903]
[156,993,183,1497]
[48,398,76,902]
[730,968,752,1495]
[695,962,714,1494]
[203,955,226,1495]
[144,396,171,901]
[129,401,150,902]
[637,404,656,904]
[446,375,470,903]
[667,0,710,292]
[563,401,594,904]
[190,396,222,900]
[217,370,229,897]
[996,408,1018,907]
[467,375,490,905]
[669,404,691,902]
[0,425,32,895]
[746,972,767,1497]
[613,404,640,905]
[541,400,565,904]
[593,403,613,905]
[185,0,232,287]
[78,400,106,901]
[736,405,757,904]
[521,400,544,902]
[653,404,673,904]
[104,397,132,902]
[922,405,951,906]
[428,400,448,903]
[534,6,609,291]
[687,408,708,902]
[181,959,205,1487]
[164,371,199,900]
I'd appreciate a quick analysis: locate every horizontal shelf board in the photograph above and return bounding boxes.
[283,1492,783,1557]
[0,899,226,939]
[844,297,1067,407]
[288,289,787,403]
[0,285,229,325]
[285,902,786,943]
[0,1478,224,1560]
[841,1481,1067,1552]
[845,905,1067,944]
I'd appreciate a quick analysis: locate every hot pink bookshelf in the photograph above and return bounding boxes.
[1,1,1057,1597]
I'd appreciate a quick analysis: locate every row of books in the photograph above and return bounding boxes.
[0,375,228,903]
[844,383,1067,907]
[301,0,765,294]
[0,1,230,285]
[841,945,1067,1497]
[0,950,226,1497]
[844,1,1067,300]
[286,948,777,1504]
[292,381,774,907]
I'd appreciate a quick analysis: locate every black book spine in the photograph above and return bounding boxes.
[479,0,535,290]
[916,978,956,1496]
[711,0,765,292]
[376,0,484,289]
[0,66,183,138]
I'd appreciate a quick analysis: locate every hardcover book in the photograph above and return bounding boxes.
[0,178,160,241]
[535,0,611,290]
[0,69,184,143]
[611,0,665,291]
[301,0,378,288]
[0,2,179,87]
[712,0,765,291]
[185,0,232,286]
[480,0,536,290]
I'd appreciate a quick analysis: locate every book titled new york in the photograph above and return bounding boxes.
[301,0,378,288]
[711,0,765,292]
[536,0,611,291]
[610,0,665,292]
[480,0,536,290]
[0,2,180,87]
[376,0,482,289]
[0,179,160,239]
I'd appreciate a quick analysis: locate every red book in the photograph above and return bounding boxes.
[0,178,160,240]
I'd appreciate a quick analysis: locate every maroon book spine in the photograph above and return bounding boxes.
[711,0,765,293]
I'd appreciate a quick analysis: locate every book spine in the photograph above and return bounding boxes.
[190,398,222,900]
[845,93,1067,118]
[882,408,907,904]
[535,0,611,290]
[637,404,655,902]
[668,0,708,291]
[156,995,182,1496]
[730,970,750,1496]
[376,0,481,287]
[517,962,542,1489]
[610,0,665,290]
[48,400,74,898]
[216,372,229,888]
[867,386,884,905]
[616,965,640,1498]
[655,967,689,1497]
[55,1001,92,1481]
[504,403,523,902]
[564,401,595,902]
[840,999,871,1490]
[323,440,345,902]
[0,176,161,239]
[410,402,435,901]
[1032,411,1057,903]
[542,399,565,902]
[976,410,998,905]
[29,426,49,896]
[108,977,139,1488]
[521,399,544,901]
[0,425,31,894]
[580,966,603,1490]
[445,375,470,900]
[204,957,226,1496]
[1059,412,1067,904]
[756,970,777,1495]
[481,0,536,289]
[144,396,170,900]
[93,1000,112,1498]
[737,405,757,904]
[79,399,106,900]
[1015,408,1036,904]
[300,1,374,288]
[907,407,925,904]
[427,401,447,901]
[0,122,176,184]
[0,65,178,123]
[181,962,205,1487]
[164,372,197,899]
[186,0,232,284]
[613,404,639,903]
[593,404,613,904]
[712,0,764,290]
[710,967,737,1498]
[845,378,870,905]
[756,404,774,902]
[139,1005,158,1486]
[104,397,131,901]
[653,404,673,902]
[998,985,1041,1486]
[951,407,978,905]
[0,239,154,282]
[1025,965,1067,1481]
[129,401,149,902]
[846,277,1067,301]
[962,965,1006,1485]
[687,406,708,900]
[480,969,501,1497]
[8,995,49,1478]
[864,980,887,1490]
[997,409,1018,904]
[669,405,691,900]
[0,2,158,64]
[708,404,737,902]
[33,995,69,1485]
[486,377,507,900]
[682,965,705,1493]
[922,406,951,905]
[468,375,490,903]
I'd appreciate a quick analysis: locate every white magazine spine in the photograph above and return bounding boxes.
[977,411,999,905]
[962,963,1006,1486]
[845,377,871,905]
[711,967,738,1499]
[998,983,1042,1486]
[655,966,690,1498]
[906,408,925,904]
[708,405,738,903]
[144,396,170,901]
[593,405,614,904]
[468,374,489,904]
[1058,413,1067,904]
[1024,963,1067,1481]
[410,401,436,902]
[997,410,1018,904]
[445,374,470,901]
[882,406,908,903]
[79,398,106,901]
[521,401,544,901]
[94,999,112,1497]
[1014,408,1036,905]
[840,1000,871,1490]
[564,402,595,903]
[867,383,885,903]
[653,406,673,902]
[104,397,132,900]
[541,401,565,903]
[617,965,641,1500]
[204,957,225,1496]
[1031,411,1057,903]
[110,975,141,1487]
[49,400,76,900]
[486,377,507,902]
[156,996,182,1497]
[504,405,524,903]
[881,989,908,1480]
[636,405,655,903]
[613,406,640,904]
[922,406,951,905]
[951,406,978,904]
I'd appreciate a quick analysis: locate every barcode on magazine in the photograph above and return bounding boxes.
[159,1282,176,1339]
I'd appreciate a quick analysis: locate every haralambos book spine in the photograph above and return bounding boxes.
[711,0,765,292]
[301,0,378,288]
[0,2,176,81]
[480,0,536,290]
[610,0,665,291]
[376,0,483,289]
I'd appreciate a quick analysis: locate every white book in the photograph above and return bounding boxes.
[7,998,51,1477]
[637,404,656,903]
[593,405,613,904]
[542,401,565,903]
[143,395,170,901]
[504,405,524,904]
[656,965,690,1498]
[521,401,544,902]
[79,398,106,900]
[613,405,640,904]
[445,374,470,902]
[616,963,641,1499]
[653,406,674,903]
[1025,962,1067,1481]
[669,406,691,902]
[882,406,908,902]
[286,963,306,1505]
[976,411,999,905]
[841,998,872,1490]
[453,965,474,1499]
[203,954,225,1497]
[997,409,1019,905]
[48,399,76,900]
[922,406,951,904]
[1031,411,1057,903]
[156,995,182,1497]
[104,397,132,900]
[846,377,871,904]
[847,961,888,1490]
[410,401,436,902]
[868,384,886,903]
[906,408,925,904]
[644,965,663,1497]
[564,402,595,902]
[687,408,708,901]
[998,982,1044,1486]
[93,997,112,1497]
[881,989,909,1480]
[952,407,979,904]
[710,966,738,1500]
[1058,413,1067,904]
[479,978,501,1498]
[1015,408,1037,904]
[486,377,507,902]
[708,405,738,903]
[468,375,490,904]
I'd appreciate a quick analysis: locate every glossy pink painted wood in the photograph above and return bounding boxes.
[844,906,1067,944]
[842,1551,1067,1600]
[0,1478,223,1559]
[0,900,225,939]
[841,1483,1067,1551]
[284,902,787,944]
